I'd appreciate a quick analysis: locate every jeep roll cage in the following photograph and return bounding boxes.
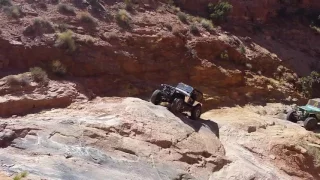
[160,83,204,103]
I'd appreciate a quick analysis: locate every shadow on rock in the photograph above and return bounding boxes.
[177,113,220,138]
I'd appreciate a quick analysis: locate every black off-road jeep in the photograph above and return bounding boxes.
[150,82,203,120]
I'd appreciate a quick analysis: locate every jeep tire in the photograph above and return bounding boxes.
[191,105,201,120]
[304,117,318,131]
[171,98,184,113]
[286,110,298,123]
[150,90,162,105]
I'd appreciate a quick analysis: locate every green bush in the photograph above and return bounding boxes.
[190,24,199,35]
[0,0,11,7]
[177,12,188,24]
[298,71,320,97]
[51,60,67,76]
[220,50,229,59]
[4,5,22,18]
[208,1,233,23]
[12,171,28,180]
[240,45,246,54]
[201,19,214,31]
[57,23,68,32]
[124,0,133,11]
[79,12,96,25]
[6,74,30,86]
[58,3,75,15]
[30,67,49,84]
[24,18,55,35]
[20,171,28,178]
[166,0,174,6]
[116,9,131,28]
[55,30,76,52]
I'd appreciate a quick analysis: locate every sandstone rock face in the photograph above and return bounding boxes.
[175,0,320,22]
[0,98,225,180]
[0,0,305,108]
[1,99,320,179]
[203,104,320,180]
[0,73,87,117]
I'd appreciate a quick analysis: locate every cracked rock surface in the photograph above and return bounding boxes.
[1,99,320,180]
[0,97,225,180]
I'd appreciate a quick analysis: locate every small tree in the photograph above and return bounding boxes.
[177,12,188,24]
[116,9,131,29]
[298,71,320,97]
[208,1,233,23]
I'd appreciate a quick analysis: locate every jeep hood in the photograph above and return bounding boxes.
[299,105,320,112]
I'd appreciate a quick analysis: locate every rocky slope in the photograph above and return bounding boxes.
[0,98,225,180]
[0,0,316,115]
[0,98,320,180]
[0,0,319,179]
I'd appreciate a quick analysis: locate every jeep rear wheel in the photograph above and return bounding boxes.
[286,110,298,123]
[171,98,184,113]
[304,117,318,131]
[191,105,201,120]
[150,90,162,105]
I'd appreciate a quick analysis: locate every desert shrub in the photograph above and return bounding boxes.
[124,0,133,11]
[20,171,28,178]
[190,24,199,35]
[55,30,76,52]
[166,0,174,6]
[186,45,198,59]
[4,5,22,18]
[57,23,68,32]
[51,60,67,76]
[208,1,233,23]
[13,175,21,180]
[240,45,246,54]
[12,171,28,180]
[83,35,95,43]
[6,74,30,86]
[116,9,131,28]
[177,12,188,24]
[220,50,229,59]
[58,3,75,15]
[201,19,214,31]
[0,0,11,7]
[24,18,55,35]
[30,67,49,84]
[79,12,96,25]
[191,16,202,23]
[298,71,320,97]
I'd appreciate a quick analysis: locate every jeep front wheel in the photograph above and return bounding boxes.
[304,117,318,131]
[150,90,162,105]
[286,110,298,123]
[171,98,184,113]
[191,105,202,120]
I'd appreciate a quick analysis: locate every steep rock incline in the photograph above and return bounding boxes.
[0,98,225,180]
[1,98,320,180]
[0,0,303,108]
[203,104,320,180]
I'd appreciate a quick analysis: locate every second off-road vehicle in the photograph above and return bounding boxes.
[150,82,203,120]
[286,98,320,130]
